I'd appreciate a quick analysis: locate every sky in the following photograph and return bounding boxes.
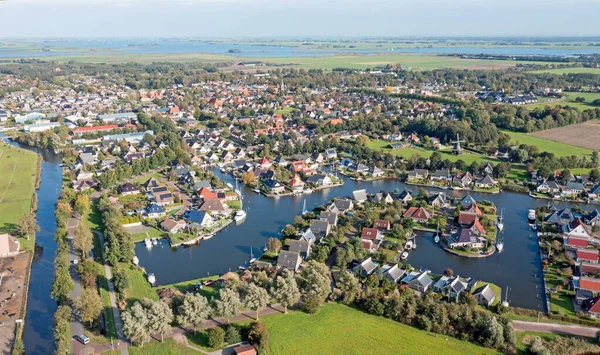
[0,0,598,38]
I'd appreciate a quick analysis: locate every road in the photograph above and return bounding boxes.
[67,230,85,347]
[513,320,600,338]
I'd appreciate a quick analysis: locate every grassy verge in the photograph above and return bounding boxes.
[121,262,158,308]
[158,275,221,300]
[0,142,39,251]
[130,227,164,243]
[92,228,118,341]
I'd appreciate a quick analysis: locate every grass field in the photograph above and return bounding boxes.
[526,92,600,111]
[261,303,499,355]
[501,129,593,157]
[130,227,164,243]
[158,275,221,300]
[530,67,600,75]
[128,338,191,355]
[121,262,159,307]
[0,142,38,250]
[366,140,497,165]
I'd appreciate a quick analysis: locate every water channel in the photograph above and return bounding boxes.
[136,169,596,311]
[0,135,62,355]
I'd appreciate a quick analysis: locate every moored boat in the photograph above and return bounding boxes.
[528,209,536,224]
[144,238,152,248]
[496,241,504,252]
[434,235,440,243]
[400,251,409,260]
[235,210,247,224]
[147,273,156,285]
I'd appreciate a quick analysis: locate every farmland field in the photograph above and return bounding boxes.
[0,142,38,250]
[262,303,499,355]
[530,67,600,75]
[500,130,593,157]
[529,121,600,151]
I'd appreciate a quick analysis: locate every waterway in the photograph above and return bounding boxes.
[0,135,62,355]
[135,169,595,311]
[2,39,600,58]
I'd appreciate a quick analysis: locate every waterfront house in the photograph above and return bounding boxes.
[353,258,378,277]
[145,203,166,219]
[473,284,496,307]
[327,198,354,214]
[299,229,316,244]
[461,195,477,209]
[402,207,430,223]
[563,182,584,197]
[197,200,227,214]
[573,276,600,293]
[578,262,600,276]
[431,169,450,182]
[475,175,496,188]
[448,227,485,249]
[585,210,600,226]
[583,296,600,318]
[306,173,332,187]
[536,180,561,195]
[264,179,285,194]
[369,166,384,177]
[119,182,140,196]
[397,190,413,204]
[427,192,448,208]
[0,234,20,257]
[352,189,368,204]
[361,227,383,242]
[373,219,391,232]
[319,211,338,227]
[277,251,302,272]
[324,149,337,160]
[406,169,429,180]
[382,264,406,283]
[185,210,214,228]
[562,219,591,240]
[576,249,599,264]
[160,218,187,234]
[289,240,311,259]
[371,192,394,205]
[402,271,433,293]
[309,219,331,240]
[348,162,368,174]
[288,174,305,193]
[291,161,310,175]
[546,208,575,225]
[565,236,590,248]
[454,172,474,187]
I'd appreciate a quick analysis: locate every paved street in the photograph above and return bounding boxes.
[513,320,600,338]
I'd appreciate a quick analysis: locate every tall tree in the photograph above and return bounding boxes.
[213,288,242,323]
[74,288,103,326]
[248,320,270,354]
[146,300,173,342]
[73,224,93,258]
[337,271,360,305]
[244,283,270,320]
[177,293,211,333]
[17,214,39,241]
[300,261,330,309]
[122,302,149,346]
[271,270,300,314]
[267,237,282,255]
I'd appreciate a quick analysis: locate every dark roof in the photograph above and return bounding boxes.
[277,251,301,270]
[146,203,165,214]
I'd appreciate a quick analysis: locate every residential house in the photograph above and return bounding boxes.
[473,284,496,307]
[576,249,599,264]
[546,208,575,225]
[306,174,332,187]
[197,200,227,214]
[585,210,600,226]
[562,218,591,240]
[324,149,337,160]
[430,169,450,182]
[563,182,584,197]
[119,182,140,196]
[373,219,391,232]
[277,251,302,271]
[402,271,433,293]
[309,219,331,240]
[327,198,354,214]
[0,234,20,257]
[383,264,406,283]
[403,207,430,223]
[352,189,368,204]
[397,190,413,204]
[448,227,485,249]
[263,179,285,194]
[160,218,187,234]
[289,240,312,259]
[288,174,305,193]
[353,257,378,277]
[475,175,496,188]
[583,296,600,318]
[185,210,215,228]
[406,169,429,180]
[455,172,473,187]
[319,211,338,227]
[145,203,166,219]
[369,166,384,177]
[537,180,561,195]
[427,192,448,208]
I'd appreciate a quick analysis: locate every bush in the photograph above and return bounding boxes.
[414,315,432,331]
[225,325,242,344]
[302,293,322,314]
[248,321,269,354]
[207,326,225,348]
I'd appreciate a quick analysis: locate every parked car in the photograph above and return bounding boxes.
[74,334,90,345]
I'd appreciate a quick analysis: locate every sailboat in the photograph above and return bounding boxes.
[496,236,504,252]
[501,286,510,307]
[497,208,504,232]
[434,221,440,243]
[249,247,257,264]
[235,179,242,199]
[302,199,309,215]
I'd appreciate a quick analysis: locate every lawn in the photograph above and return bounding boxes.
[121,262,159,307]
[261,303,499,355]
[226,200,241,210]
[0,142,39,251]
[92,234,117,341]
[128,338,192,355]
[131,172,163,185]
[130,227,164,243]
[367,140,497,165]
[158,275,221,300]
[500,129,593,157]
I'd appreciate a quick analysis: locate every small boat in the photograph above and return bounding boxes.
[249,247,257,263]
[531,224,537,231]
[304,189,313,194]
[147,273,156,285]
[497,208,504,232]
[404,240,413,250]
[238,265,247,270]
[400,251,409,260]
[235,210,247,224]
[496,241,504,252]
[434,235,440,243]
[132,256,139,266]
[227,183,234,189]
[151,238,158,246]
[144,239,152,248]
[528,209,536,224]
[253,188,261,194]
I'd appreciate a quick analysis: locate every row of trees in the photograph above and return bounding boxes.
[97,195,134,266]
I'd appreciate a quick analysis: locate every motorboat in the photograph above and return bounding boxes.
[528,209,536,224]
[132,256,139,266]
[434,235,440,243]
[400,251,409,260]
[404,240,413,250]
[532,224,537,231]
[227,183,234,189]
[497,209,504,232]
[144,239,152,248]
[151,238,159,246]
[253,188,261,194]
[147,273,156,285]
[235,210,247,224]
[304,189,313,194]
[496,241,504,252]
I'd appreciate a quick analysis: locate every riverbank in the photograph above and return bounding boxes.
[264,182,345,198]
[528,191,598,205]
[441,242,497,258]
[168,217,235,247]
[405,180,501,194]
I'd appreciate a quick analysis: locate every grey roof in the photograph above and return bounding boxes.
[146,203,165,214]
[431,169,450,178]
[546,208,574,225]
[264,179,283,189]
[307,173,327,184]
[319,211,338,226]
[412,272,433,289]
[309,219,330,236]
[352,189,367,202]
[566,182,584,190]
[473,284,496,303]
[277,251,301,271]
[185,210,211,224]
[289,240,311,254]
[383,264,406,282]
[194,180,211,190]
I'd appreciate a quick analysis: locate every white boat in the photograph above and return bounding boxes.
[147,273,156,285]
[496,241,504,252]
[497,221,504,232]
[249,247,257,263]
[235,210,247,224]
[404,240,413,250]
[253,188,260,194]
[304,189,313,194]
[434,235,440,243]
[497,209,504,232]
[249,257,257,263]
[151,238,158,246]
[227,183,234,189]
[400,251,409,260]
[144,239,152,248]
[132,256,139,266]
[238,265,247,270]
[528,209,536,224]
[532,224,537,231]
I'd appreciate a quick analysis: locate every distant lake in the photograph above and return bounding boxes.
[1,39,600,58]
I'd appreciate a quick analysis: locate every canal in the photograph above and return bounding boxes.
[135,169,596,311]
[1,136,62,355]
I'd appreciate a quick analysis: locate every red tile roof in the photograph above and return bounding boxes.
[580,277,600,292]
[577,249,599,262]
[584,296,600,313]
[567,236,589,247]
[581,263,600,274]
[72,124,119,133]
[361,228,379,240]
